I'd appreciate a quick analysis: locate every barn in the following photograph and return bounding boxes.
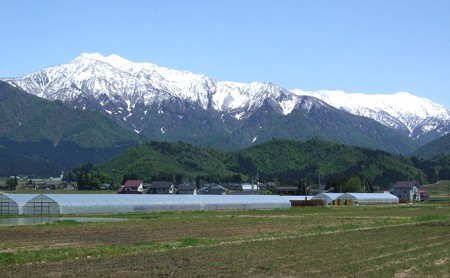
[0,193,38,215]
[337,193,399,205]
[21,194,291,215]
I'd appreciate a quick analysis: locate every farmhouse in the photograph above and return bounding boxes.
[276,186,299,195]
[176,183,197,195]
[198,184,228,195]
[390,181,421,202]
[147,181,175,194]
[241,183,259,193]
[117,180,144,194]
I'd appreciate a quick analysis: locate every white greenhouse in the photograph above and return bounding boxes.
[0,193,38,215]
[21,194,291,215]
[337,193,399,205]
[311,193,343,205]
[279,196,313,201]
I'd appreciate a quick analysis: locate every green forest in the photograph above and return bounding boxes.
[64,138,450,190]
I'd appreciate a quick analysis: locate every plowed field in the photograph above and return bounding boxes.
[1,204,449,277]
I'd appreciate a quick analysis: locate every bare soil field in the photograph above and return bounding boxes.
[0,204,449,277]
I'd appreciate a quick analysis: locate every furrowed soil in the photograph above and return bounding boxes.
[0,204,449,277]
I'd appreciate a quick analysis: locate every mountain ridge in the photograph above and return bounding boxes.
[3,53,444,153]
[293,89,450,143]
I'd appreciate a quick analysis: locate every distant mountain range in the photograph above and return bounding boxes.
[5,53,449,153]
[293,90,450,145]
[1,53,450,175]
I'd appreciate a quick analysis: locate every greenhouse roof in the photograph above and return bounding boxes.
[279,196,313,201]
[32,194,291,205]
[311,193,343,200]
[338,193,399,200]
[21,194,291,215]
[0,193,39,206]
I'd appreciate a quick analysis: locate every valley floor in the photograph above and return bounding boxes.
[0,204,449,277]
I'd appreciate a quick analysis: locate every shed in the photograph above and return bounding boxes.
[337,193,399,205]
[22,194,291,215]
[311,193,343,205]
[0,193,38,215]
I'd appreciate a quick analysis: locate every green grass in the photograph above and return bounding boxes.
[423,180,450,200]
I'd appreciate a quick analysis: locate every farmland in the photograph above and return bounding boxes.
[423,180,450,200]
[0,204,449,277]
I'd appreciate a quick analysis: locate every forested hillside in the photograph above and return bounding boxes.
[413,133,450,159]
[84,139,438,189]
[0,81,143,176]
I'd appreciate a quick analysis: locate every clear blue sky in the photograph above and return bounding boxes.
[1,0,449,108]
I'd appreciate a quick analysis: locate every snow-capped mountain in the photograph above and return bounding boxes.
[5,53,299,120]
[292,90,450,142]
[2,53,445,153]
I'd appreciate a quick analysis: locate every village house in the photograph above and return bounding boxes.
[117,180,144,194]
[176,183,197,195]
[276,186,299,196]
[198,184,228,195]
[241,183,259,192]
[390,181,421,202]
[147,181,175,194]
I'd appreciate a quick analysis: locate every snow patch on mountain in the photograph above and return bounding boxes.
[3,52,449,141]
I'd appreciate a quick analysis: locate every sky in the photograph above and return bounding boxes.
[1,0,449,108]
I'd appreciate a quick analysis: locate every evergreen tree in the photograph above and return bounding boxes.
[346,177,364,192]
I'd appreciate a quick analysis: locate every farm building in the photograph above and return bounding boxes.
[146,181,175,194]
[337,193,399,205]
[21,194,291,215]
[311,193,343,205]
[176,183,197,195]
[117,180,144,194]
[390,181,421,202]
[0,193,38,215]
[198,184,228,195]
[276,186,299,195]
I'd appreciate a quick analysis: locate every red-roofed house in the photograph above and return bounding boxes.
[117,180,144,194]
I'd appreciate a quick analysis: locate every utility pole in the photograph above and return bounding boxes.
[318,171,321,189]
